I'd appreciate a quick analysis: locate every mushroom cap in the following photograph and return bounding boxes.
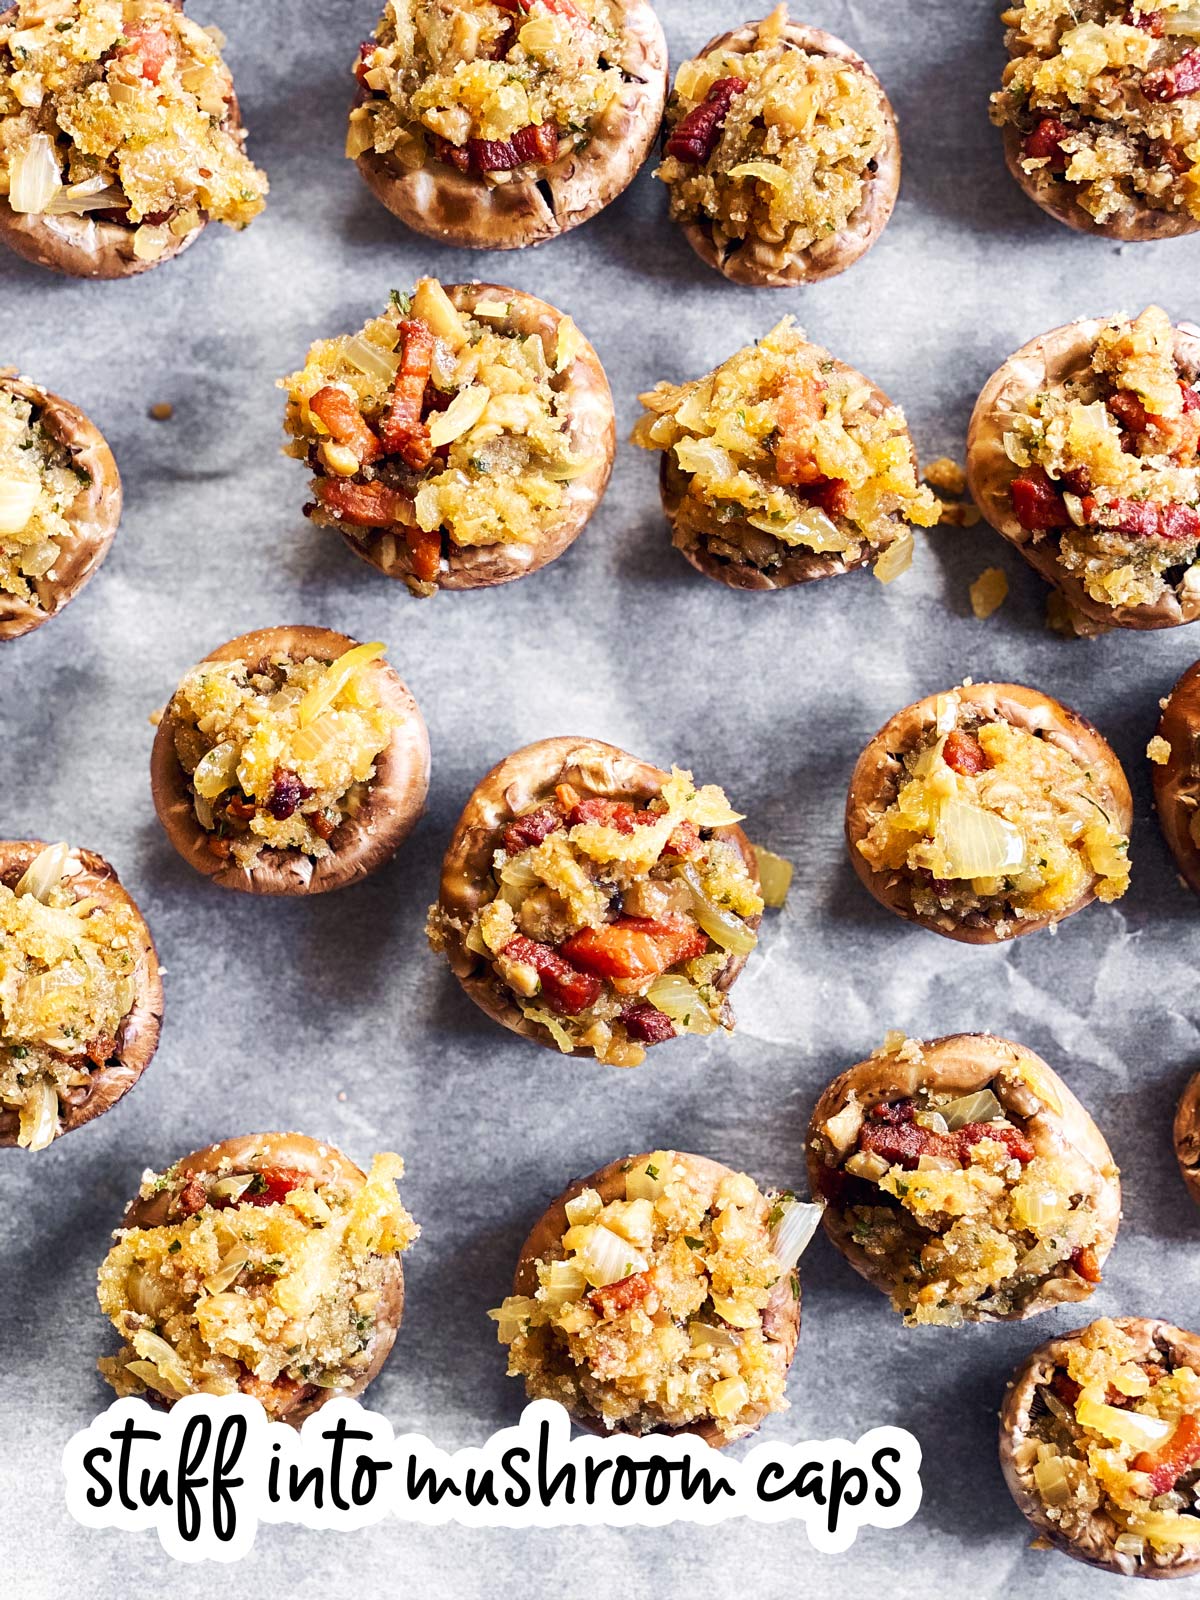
[338,284,614,592]
[0,2,252,280]
[354,0,667,249]
[845,680,1133,943]
[434,736,760,1058]
[150,625,431,896]
[966,314,1200,630]
[658,345,913,590]
[0,839,162,1146]
[512,1149,800,1446]
[999,1317,1200,1577]
[670,20,900,288]
[0,372,122,641]
[120,1131,405,1425]
[806,1032,1122,1319]
[1000,123,1200,243]
[1153,660,1200,894]
[1174,1070,1200,1206]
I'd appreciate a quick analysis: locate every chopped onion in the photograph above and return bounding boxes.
[202,1250,249,1295]
[874,530,914,585]
[579,1224,647,1287]
[689,1321,742,1349]
[15,840,70,902]
[472,299,510,320]
[1076,1394,1171,1448]
[210,1174,254,1204]
[934,798,1026,879]
[192,740,240,799]
[564,1187,602,1226]
[522,1005,576,1054]
[131,1329,193,1395]
[679,864,758,955]
[1125,1512,1200,1548]
[412,278,468,349]
[1033,1454,1073,1507]
[624,1156,667,1202]
[9,132,62,214]
[823,1099,864,1153]
[20,538,59,577]
[0,474,39,535]
[768,1196,824,1271]
[429,384,489,448]
[1113,1534,1147,1559]
[938,1089,1003,1130]
[540,1259,586,1305]
[18,1079,59,1151]
[728,159,788,188]
[289,715,340,769]
[298,641,385,726]
[752,844,793,907]
[343,334,400,384]
[645,973,718,1036]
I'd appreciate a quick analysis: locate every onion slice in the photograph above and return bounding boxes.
[768,1195,824,1272]
[934,798,1025,879]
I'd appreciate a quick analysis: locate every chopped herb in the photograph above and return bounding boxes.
[390,289,412,314]
[168,1240,182,1255]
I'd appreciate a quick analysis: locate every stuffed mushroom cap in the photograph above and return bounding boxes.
[150,625,430,895]
[845,681,1134,943]
[0,372,121,641]
[1000,1317,1200,1578]
[511,1150,801,1446]
[0,838,162,1146]
[658,354,914,591]
[1174,1072,1200,1207]
[669,18,900,288]
[336,284,614,592]
[806,1033,1121,1320]
[353,0,667,250]
[1152,660,1200,894]
[118,1131,407,1424]
[0,2,255,280]
[433,736,759,1055]
[967,316,1200,630]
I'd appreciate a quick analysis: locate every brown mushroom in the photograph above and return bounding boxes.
[0,838,162,1147]
[109,1132,409,1425]
[1152,661,1200,893]
[330,285,614,593]
[662,17,900,288]
[845,680,1133,943]
[352,0,667,250]
[430,736,760,1060]
[150,626,430,895]
[0,2,262,280]
[506,1150,801,1445]
[806,1033,1121,1324]
[1000,1317,1200,1578]
[0,371,121,641]
[658,350,918,591]
[1174,1072,1200,1206]
[967,315,1200,630]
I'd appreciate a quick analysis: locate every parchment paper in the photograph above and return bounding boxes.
[2,2,1199,1595]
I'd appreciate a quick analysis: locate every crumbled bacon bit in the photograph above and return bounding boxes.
[1022,116,1070,170]
[1129,7,1164,35]
[562,916,708,982]
[406,526,442,582]
[501,935,602,1015]
[238,1370,315,1415]
[1134,1414,1200,1496]
[620,1001,677,1044]
[206,835,232,859]
[309,811,336,841]
[1010,467,1069,532]
[773,372,826,487]
[665,76,748,164]
[309,386,382,464]
[802,477,854,519]
[503,805,565,856]
[119,22,172,83]
[858,1107,1034,1169]
[943,729,988,775]
[587,1270,652,1317]
[380,319,436,470]
[1081,494,1200,542]
[469,121,560,171]
[1070,1244,1103,1284]
[1143,46,1200,101]
[313,478,412,528]
[84,1033,117,1068]
[663,820,703,859]
[225,793,257,823]
[177,1176,208,1216]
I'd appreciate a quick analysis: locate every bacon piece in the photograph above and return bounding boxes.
[562,916,708,983]
[1108,388,1200,461]
[313,478,411,528]
[468,122,559,171]
[1081,494,1200,542]
[177,1175,208,1216]
[1143,46,1200,101]
[432,135,472,172]
[1070,1244,1103,1284]
[665,76,748,164]
[1130,8,1164,35]
[1133,1414,1200,1496]
[503,805,565,856]
[120,23,172,84]
[802,477,854,518]
[225,792,256,823]
[238,1371,316,1416]
[266,768,313,822]
[943,729,988,776]
[1183,383,1200,414]
[354,39,375,84]
[206,835,232,860]
[858,1105,1034,1169]
[1010,467,1069,532]
[237,1166,310,1209]
[958,1121,1035,1163]
[587,1270,652,1317]
[663,820,703,859]
[310,811,336,841]
[501,935,602,1015]
[380,319,436,470]
[1022,117,1070,170]
[85,1033,117,1068]
[569,796,638,832]
[406,527,441,582]
[308,386,382,464]
[1051,1370,1082,1408]
[621,1001,677,1044]
[1108,390,1153,436]
[773,371,826,487]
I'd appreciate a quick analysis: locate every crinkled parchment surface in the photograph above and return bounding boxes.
[1,3,1198,1597]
